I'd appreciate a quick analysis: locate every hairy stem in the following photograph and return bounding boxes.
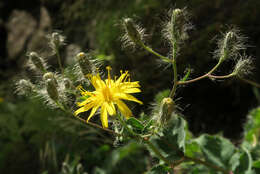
[140,42,172,63]
[169,43,178,98]
[55,47,64,75]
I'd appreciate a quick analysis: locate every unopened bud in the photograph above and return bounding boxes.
[220,31,236,61]
[50,32,65,49]
[123,18,142,45]
[64,78,74,89]
[43,72,58,86]
[46,79,59,101]
[76,52,93,75]
[17,79,34,95]
[159,97,175,123]
[171,8,189,42]
[233,58,253,78]
[29,52,46,72]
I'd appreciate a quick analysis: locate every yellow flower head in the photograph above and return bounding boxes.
[75,66,143,128]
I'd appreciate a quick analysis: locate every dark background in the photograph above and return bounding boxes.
[0,0,260,173]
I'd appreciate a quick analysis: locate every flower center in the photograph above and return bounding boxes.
[102,86,113,101]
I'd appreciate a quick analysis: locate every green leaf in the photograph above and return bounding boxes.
[244,107,260,145]
[147,164,173,174]
[235,147,253,174]
[126,117,144,132]
[195,134,236,169]
[253,160,260,168]
[180,68,191,82]
[150,115,186,161]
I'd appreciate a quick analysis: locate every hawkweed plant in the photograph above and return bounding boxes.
[16,8,260,174]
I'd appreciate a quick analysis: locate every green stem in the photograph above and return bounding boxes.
[140,42,172,63]
[208,73,235,79]
[169,43,178,98]
[184,156,230,174]
[55,47,64,75]
[178,60,223,85]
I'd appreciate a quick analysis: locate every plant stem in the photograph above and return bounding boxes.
[184,156,230,174]
[208,73,235,79]
[177,60,223,85]
[55,47,64,75]
[140,42,172,63]
[169,43,178,98]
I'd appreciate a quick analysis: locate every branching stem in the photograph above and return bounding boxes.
[140,42,172,63]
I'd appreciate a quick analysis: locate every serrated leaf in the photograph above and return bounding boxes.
[149,115,186,161]
[126,117,144,131]
[195,134,236,169]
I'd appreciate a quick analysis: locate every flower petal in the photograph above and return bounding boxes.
[104,102,116,116]
[74,103,95,116]
[100,105,108,128]
[87,104,100,122]
[116,93,143,104]
[115,100,132,118]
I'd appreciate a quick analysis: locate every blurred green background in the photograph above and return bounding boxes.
[1,0,260,173]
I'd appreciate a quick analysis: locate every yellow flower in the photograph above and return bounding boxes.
[75,66,143,128]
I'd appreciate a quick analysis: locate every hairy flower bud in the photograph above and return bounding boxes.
[216,29,246,62]
[16,79,34,95]
[46,78,59,101]
[43,72,58,86]
[29,52,46,72]
[233,57,253,78]
[49,32,65,50]
[64,78,74,89]
[163,8,191,47]
[159,97,175,123]
[123,18,143,45]
[76,52,93,75]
